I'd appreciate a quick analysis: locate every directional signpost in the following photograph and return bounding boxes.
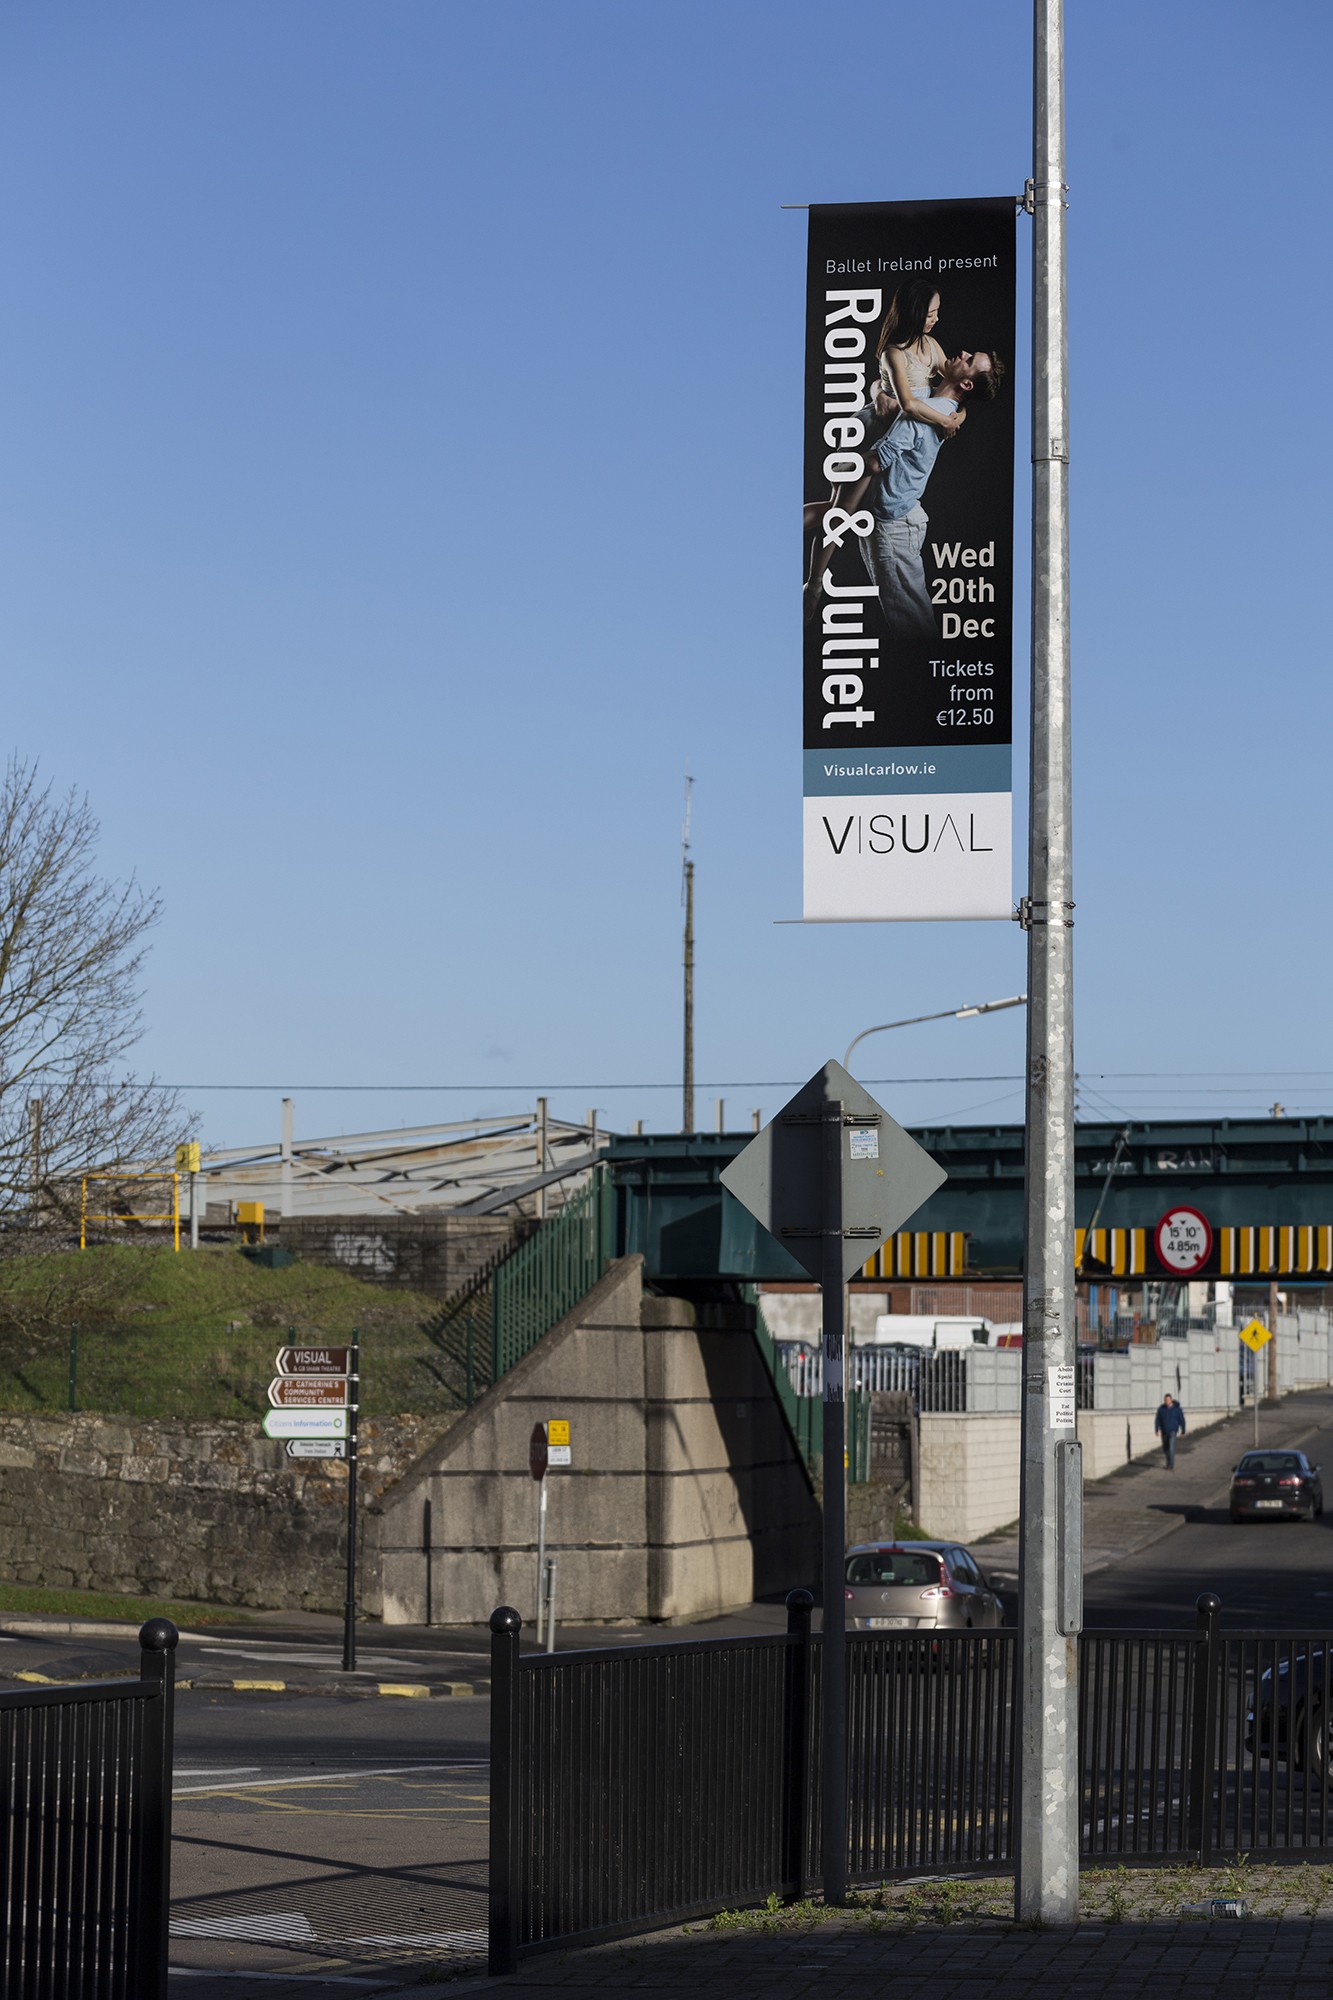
[262,1406,350,1439]
[721,1059,946,1906]
[265,1335,360,1669]
[268,1375,352,1408]
[1239,1317,1274,1446]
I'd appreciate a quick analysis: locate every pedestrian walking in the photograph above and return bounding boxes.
[1155,1393,1186,1469]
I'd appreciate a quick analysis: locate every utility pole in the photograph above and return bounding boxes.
[1017,0,1080,1926]
[682,772,695,1136]
[280,1096,294,1220]
[536,1096,549,1220]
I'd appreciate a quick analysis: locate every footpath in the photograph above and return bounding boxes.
[976,1386,1332,1588]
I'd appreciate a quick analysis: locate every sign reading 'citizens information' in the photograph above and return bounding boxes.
[803,198,1016,921]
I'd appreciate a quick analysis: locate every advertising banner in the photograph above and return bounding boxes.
[803,198,1016,920]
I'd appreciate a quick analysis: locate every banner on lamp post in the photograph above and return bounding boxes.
[803,198,1016,922]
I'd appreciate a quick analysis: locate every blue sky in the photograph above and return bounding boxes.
[2,1,1329,1151]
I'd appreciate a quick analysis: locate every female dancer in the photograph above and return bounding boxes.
[804,280,964,613]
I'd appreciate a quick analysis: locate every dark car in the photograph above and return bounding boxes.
[1248,1648,1330,1778]
[844,1541,1004,1631]
[1229,1449,1324,1523]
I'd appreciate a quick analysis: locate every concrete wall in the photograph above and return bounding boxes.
[375,1257,821,1626]
[0,1411,458,1612]
[917,1403,1235,1542]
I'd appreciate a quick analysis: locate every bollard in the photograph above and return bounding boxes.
[488,1607,522,1975]
[136,1618,180,2000]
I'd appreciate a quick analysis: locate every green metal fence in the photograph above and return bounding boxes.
[0,1319,465,1423]
[491,1169,614,1381]
[747,1288,870,1484]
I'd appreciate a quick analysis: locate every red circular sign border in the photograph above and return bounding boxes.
[1154,1204,1213,1276]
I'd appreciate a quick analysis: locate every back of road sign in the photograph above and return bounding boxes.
[719,1060,947,1282]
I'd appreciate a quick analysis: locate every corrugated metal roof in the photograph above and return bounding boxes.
[193,1110,611,1218]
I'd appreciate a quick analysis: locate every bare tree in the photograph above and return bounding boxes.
[0,758,188,1226]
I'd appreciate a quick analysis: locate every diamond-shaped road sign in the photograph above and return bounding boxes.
[1238,1317,1273,1354]
[719,1059,947,1283]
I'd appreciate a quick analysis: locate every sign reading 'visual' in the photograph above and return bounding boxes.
[803,198,1016,921]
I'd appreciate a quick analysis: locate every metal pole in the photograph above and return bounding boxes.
[1267,1277,1279,1404]
[535,1474,548,1648]
[342,1331,360,1672]
[135,1617,179,2000]
[281,1095,294,1220]
[682,857,695,1135]
[545,1556,557,1653]
[820,1085,848,1905]
[536,1096,549,1220]
[189,1170,199,1249]
[1016,0,1079,1926]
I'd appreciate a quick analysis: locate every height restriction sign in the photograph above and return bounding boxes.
[1154,1206,1213,1276]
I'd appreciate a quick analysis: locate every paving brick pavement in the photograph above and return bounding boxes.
[385,1913,1333,1998]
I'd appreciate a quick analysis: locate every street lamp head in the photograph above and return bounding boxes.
[844,994,1027,1071]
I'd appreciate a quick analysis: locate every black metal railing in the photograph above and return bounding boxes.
[489,1591,1333,1972]
[0,1617,178,1999]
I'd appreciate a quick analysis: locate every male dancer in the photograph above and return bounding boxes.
[859,349,1003,642]
[804,350,1004,636]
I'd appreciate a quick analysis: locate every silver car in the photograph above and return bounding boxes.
[845,1540,1005,1632]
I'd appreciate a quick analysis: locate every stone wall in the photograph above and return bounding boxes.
[274,1212,532,1297]
[0,1409,459,1613]
[375,1258,822,1626]
[0,1258,820,1624]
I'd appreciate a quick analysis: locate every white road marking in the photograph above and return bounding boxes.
[173,1760,471,1796]
[170,1971,387,1986]
[174,1767,262,1778]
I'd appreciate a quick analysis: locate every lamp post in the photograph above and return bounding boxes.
[843,995,1027,1071]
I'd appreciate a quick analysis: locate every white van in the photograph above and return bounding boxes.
[868,1314,991,1351]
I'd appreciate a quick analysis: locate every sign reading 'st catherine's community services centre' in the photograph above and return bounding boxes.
[803,198,1016,921]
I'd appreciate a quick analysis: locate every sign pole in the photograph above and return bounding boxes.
[341,1331,360,1673]
[535,1475,548,1648]
[820,1085,848,1907]
[1016,0,1080,1926]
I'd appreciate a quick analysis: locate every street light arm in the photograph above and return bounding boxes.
[843,995,1026,1071]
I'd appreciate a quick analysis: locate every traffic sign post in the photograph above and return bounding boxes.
[721,1060,945,1906]
[261,1332,360,1667]
[1239,1318,1273,1447]
[530,1423,549,1647]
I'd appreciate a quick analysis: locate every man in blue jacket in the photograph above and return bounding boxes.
[1155,1393,1187,1469]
